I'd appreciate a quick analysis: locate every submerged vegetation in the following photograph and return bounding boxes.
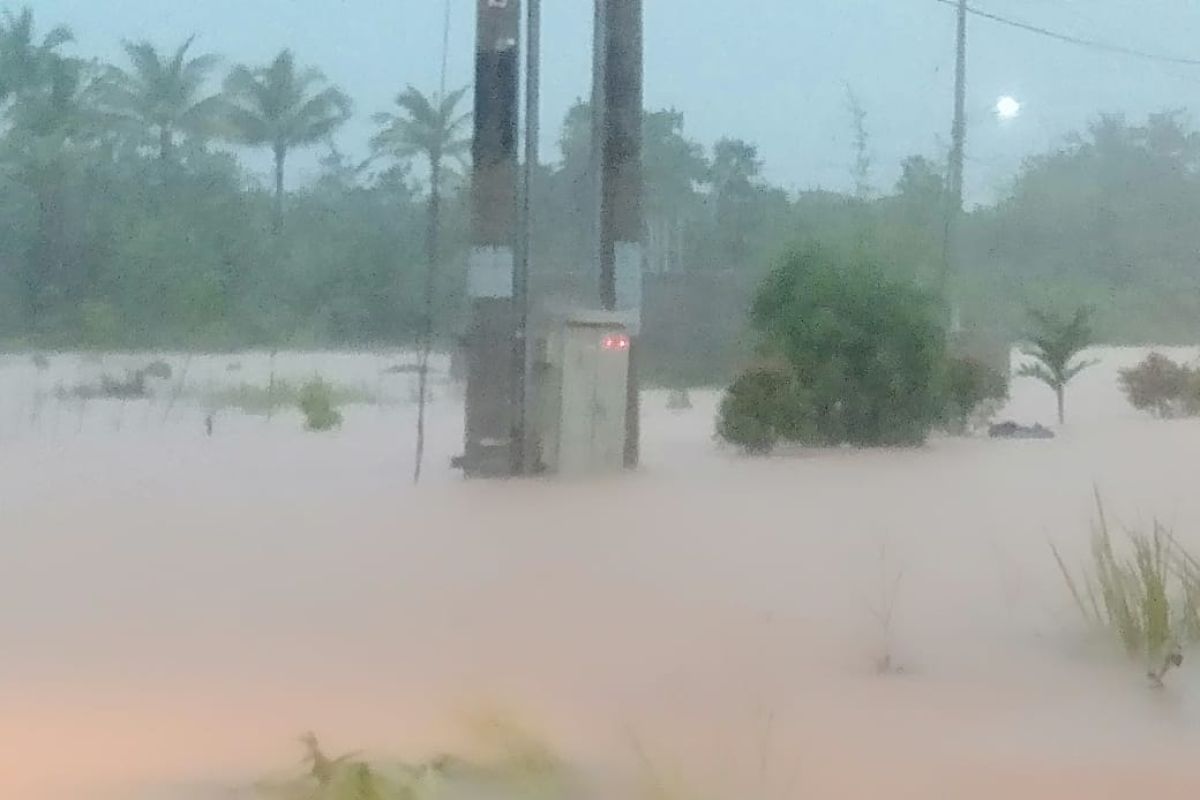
[298,377,344,432]
[1119,352,1200,418]
[199,376,375,418]
[1052,494,1200,686]
[256,717,571,800]
[717,243,1008,453]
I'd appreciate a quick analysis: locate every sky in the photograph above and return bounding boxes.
[25,0,1200,202]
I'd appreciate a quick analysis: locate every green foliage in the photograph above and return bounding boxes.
[747,242,946,447]
[940,354,1009,434]
[297,377,344,431]
[201,376,374,417]
[1119,352,1200,418]
[258,719,571,800]
[1017,306,1097,424]
[716,364,812,454]
[9,5,1200,382]
[60,369,148,400]
[222,49,352,233]
[103,36,223,160]
[1052,494,1200,685]
[371,86,470,179]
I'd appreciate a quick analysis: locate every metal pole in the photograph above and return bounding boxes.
[517,0,541,475]
[462,0,521,478]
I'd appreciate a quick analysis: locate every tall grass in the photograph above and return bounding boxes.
[1052,492,1200,685]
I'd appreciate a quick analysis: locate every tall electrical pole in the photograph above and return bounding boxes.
[516,0,541,475]
[594,0,644,468]
[942,0,967,327]
[463,0,521,478]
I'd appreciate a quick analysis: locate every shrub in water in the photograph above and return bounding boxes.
[298,378,343,432]
[717,365,813,453]
[940,354,1009,434]
[1119,352,1200,418]
[733,242,945,448]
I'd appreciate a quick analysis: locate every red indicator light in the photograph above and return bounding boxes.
[602,333,631,352]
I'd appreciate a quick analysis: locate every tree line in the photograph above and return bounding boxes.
[3,6,1200,362]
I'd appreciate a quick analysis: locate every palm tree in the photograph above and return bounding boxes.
[0,7,73,104]
[222,50,351,233]
[1018,306,1098,424]
[371,84,470,484]
[105,36,222,161]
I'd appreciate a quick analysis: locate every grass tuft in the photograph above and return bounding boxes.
[1052,491,1200,686]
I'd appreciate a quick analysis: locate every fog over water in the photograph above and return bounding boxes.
[4,349,1200,799]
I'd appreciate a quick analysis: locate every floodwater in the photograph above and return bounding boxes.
[4,348,1200,799]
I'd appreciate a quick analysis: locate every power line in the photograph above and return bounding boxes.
[934,0,1200,67]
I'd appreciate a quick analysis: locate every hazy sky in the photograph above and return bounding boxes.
[28,0,1200,201]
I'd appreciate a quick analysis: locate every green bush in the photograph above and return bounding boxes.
[940,354,1009,434]
[738,242,945,448]
[716,365,813,453]
[298,378,344,432]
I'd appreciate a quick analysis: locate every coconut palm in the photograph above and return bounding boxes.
[0,7,72,104]
[371,85,470,484]
[104,36,222,161]
[222,50,351,233]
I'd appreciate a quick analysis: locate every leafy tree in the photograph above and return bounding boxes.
[4,50,107,329]
[104,36,223,161]
[222,50,351,233]
[1017,307,1097,424]
[371,84,470,483]
[642,108,707,273]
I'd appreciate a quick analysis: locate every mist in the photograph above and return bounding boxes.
[6,1,1200,798]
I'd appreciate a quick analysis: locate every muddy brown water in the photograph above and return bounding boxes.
[3,349,1200,799]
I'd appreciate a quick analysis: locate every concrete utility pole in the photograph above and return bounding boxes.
[593,0,644,468]
[464,0,521,478]
[515,0,541,475]
[942,0,967,325]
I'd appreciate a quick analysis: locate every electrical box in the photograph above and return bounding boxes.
[536,311,631,476]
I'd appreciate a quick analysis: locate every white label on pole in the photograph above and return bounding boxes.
[468,247,515,299]
[614,241,643,335]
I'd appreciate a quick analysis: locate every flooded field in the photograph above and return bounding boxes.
[4,348,1200,799]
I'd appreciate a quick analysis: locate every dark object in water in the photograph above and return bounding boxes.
[205,414,214,437]
[988,421,1055,440]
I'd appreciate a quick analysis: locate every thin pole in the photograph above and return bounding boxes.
[942,0,967,321]
[414,0,453,485]
[517,0,541,475]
